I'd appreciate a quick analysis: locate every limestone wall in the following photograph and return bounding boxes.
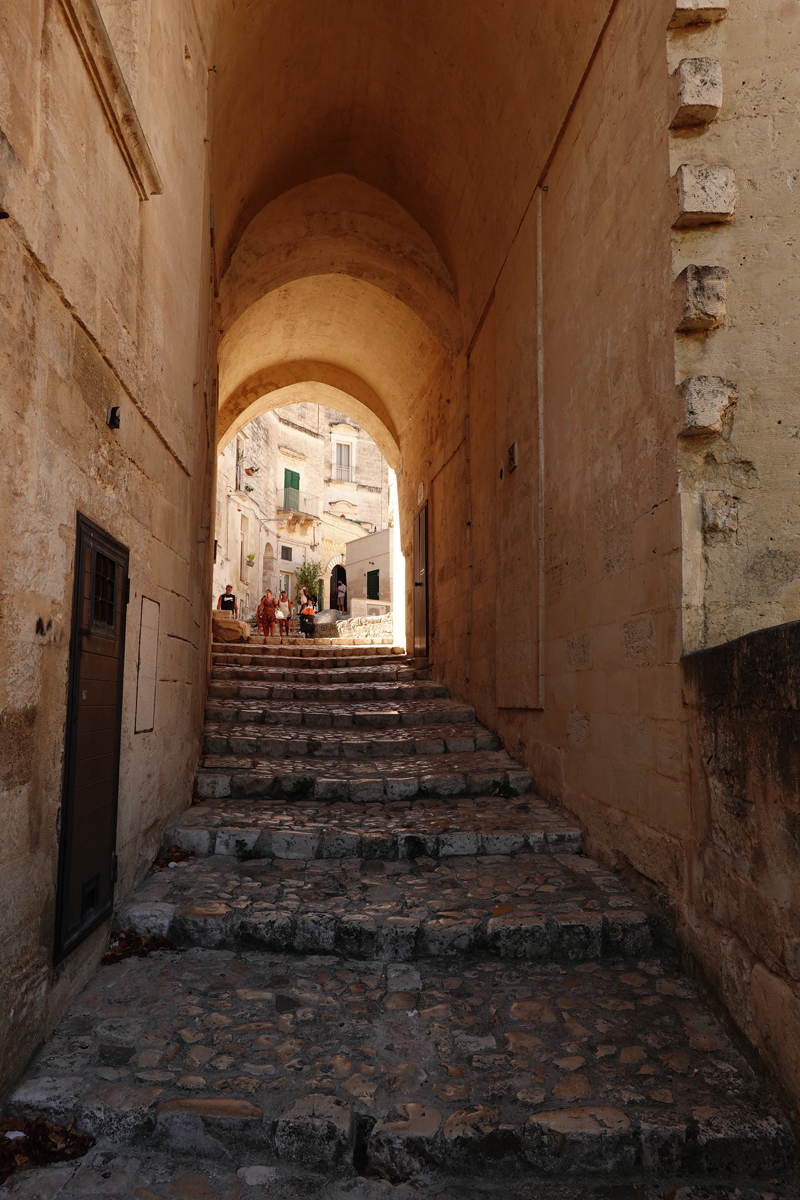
[671,0,800,651]
[683,625,800,1112]
[0,0,215,1092]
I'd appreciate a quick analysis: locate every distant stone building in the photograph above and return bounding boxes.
[213,402,390,619]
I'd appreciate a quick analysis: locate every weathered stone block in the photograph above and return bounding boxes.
[293,912,337,953]
[336,913,377,957]
[384,776,420,799]
[367,1103,442,1182]
[523,1107,633,1174]
[314,777,349,801]
[669,0,728,26]
[442,1105,520,1167]
[379,916,420,960]
[673,164,735,227]
[486,914,550,959]
[397,831,438,859]
[481,831,526,855]
[319,828,361,857]
[670,58,723,127]
[549,911,603,960]
[271,829,320,859]
[702,491,739,537]
[238,909,295,950]
[679,375,738,436]
[603,909,653,957]
[80,1084,164,1140]
[348,778,386,802]
[438,831,479,857]
[421,772,466,797]
[194,772,232,799]
[167,827,214,856]
[422,918,479,955]
[229,771,274,798]
[215,828,259,856]
[9,1076,86,1124]
[115,902,176,939]
[273,1094,354,1165]
[171,903,231,948]
[674,265,729,331]
[211,617,250,643]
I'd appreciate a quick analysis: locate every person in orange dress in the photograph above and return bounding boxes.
[257,590,277,636]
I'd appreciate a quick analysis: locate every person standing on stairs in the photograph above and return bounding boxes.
[257,590,277,637]
[276,589,290,638]
[217,584,237,617]
[337,578,347,612]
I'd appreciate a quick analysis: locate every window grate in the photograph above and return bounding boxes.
[93,553,116,626]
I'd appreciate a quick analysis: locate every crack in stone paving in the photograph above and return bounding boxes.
[3,643,796,1197]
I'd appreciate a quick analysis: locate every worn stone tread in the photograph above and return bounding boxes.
[211,665,431,684]
[208,679,451,702]
[7,949,793,1186]
[115,850,655,961]
[165,794,583,862]
[203,720,500,758]
[213,641,407,657]
[212,657,424,676]
[194,749,533,801]
[204,697,477,728]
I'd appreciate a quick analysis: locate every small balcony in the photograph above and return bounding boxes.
[333,465,354,483]
[277,487,320,518]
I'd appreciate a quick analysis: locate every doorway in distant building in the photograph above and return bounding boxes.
[413,503,428,657]
[331,564,347,611]
[55,515,129,961]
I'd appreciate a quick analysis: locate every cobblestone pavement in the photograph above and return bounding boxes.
[3,645,796,1196]
[3,950,797,1198]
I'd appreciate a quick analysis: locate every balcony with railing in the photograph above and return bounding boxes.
[277,487,320,518]
[333,465,354,483]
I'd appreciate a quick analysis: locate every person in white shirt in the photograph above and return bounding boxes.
[336,580,347,612]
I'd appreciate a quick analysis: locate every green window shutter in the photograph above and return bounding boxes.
[367,569,380,600]
[284,469,300,491]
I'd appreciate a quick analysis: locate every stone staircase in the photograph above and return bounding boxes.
[3,643,797,1199]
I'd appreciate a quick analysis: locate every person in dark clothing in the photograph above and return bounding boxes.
[217,585,237,617]
[300,596,316,639]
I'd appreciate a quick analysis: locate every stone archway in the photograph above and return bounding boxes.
[330,562,347,612]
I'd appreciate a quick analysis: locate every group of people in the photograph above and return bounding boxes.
[217,584,318,638]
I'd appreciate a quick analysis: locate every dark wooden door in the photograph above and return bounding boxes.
[413,503,428,657]
[55,515,128,960]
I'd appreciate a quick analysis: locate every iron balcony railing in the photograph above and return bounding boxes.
[333,465,353,482]
[277,487,320,518]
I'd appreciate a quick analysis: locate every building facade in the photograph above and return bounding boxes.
[213,402,390,619]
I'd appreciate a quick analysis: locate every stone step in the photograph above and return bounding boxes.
[207,678,450,703]
[210,664,431,685]
[164,794,584,862]
[10,947,794,1186]
[213,651,424,670]
[202,720,500,758]
[115,850,657,963]
[213,641,407,657]
[194,750,532,801]
[204,697,476,728]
